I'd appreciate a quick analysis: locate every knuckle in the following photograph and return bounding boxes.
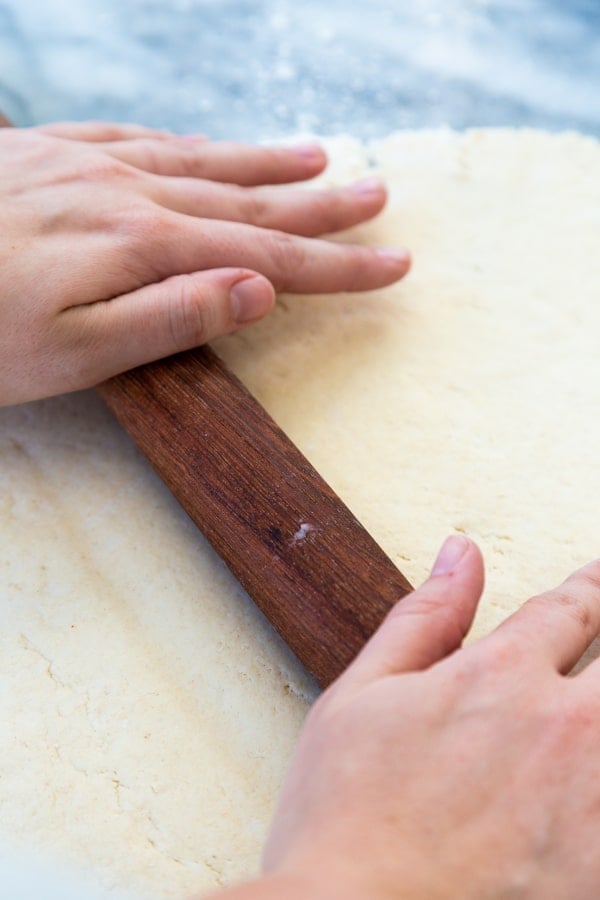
[576,560,600,593]
[311,191,345,232]
[328,243,371,289]
[539,588,594,635]
[241,189,269,226]
[167,275,211,350]
[97,203,175,285]
[74,123,129,141]
[51,311,106,389]
[268,230,307,282]
[462,637,526,681]
[544,693,596,745]
[111,138,184,175]
[406,592,445,618]
[94,124,128,141]
[387,590,444,625]
[108,125,170,142]
[261,146,290,170]
[9,133,56,172]
[110,202,167,247]
[72,153,136,184]
[484,636,526,672]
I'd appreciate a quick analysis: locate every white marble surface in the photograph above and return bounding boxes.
[0,0,598,138]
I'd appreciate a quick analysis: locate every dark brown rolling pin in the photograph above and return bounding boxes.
[0,113,413,686]
[98,349,413,687]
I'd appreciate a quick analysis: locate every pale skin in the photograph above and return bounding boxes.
[0,120,409,406]
[212,537,600,900]
[3,121,600,899]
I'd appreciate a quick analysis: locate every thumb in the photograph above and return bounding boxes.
[340,535,485,688]
[66,268,274,384]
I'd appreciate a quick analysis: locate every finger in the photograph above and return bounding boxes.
[102,138,328,184]
[60,269,274,385]
[478,559,600,675]
[145,175,388,236]
[129,211,410,293]
[32,121,179,142]
[340,536,485,687]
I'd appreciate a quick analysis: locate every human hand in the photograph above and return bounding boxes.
[0,121,409,406]
[216,536,600,899]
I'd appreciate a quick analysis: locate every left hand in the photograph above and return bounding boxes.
[0,121,409,406]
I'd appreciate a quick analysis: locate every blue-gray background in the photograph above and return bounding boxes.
[0,0,598,140]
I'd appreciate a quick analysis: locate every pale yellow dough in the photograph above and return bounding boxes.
[1,129,599,898]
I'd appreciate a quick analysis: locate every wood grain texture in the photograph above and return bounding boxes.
[98,347,413,687]
[0,109,413,686]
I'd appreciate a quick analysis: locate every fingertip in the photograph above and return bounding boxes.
[350,176,387,200]
[431,535,472,577]
[230,273,275,325]
[375,247,412,280]
[429,534,485,594]
[348,177,388,220]
[290,141,328,173]
[78,268,277,381]
[338,537,485,687]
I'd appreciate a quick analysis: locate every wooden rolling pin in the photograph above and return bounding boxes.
[1,113,413,686]
[98,350,413,687]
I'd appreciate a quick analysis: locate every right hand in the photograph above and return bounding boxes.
[220,536,600,899]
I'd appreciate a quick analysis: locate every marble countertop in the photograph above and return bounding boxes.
[0,0,598,140]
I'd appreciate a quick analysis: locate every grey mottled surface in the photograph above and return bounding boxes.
[0,0,598,138]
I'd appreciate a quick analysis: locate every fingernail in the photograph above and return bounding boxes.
[292,142,324,159]
[351,176,385,197]
[231,276,274,324]
[431,535,470,577]
[377,247,411,265]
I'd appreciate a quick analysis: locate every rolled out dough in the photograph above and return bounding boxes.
[1,128,599,898]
